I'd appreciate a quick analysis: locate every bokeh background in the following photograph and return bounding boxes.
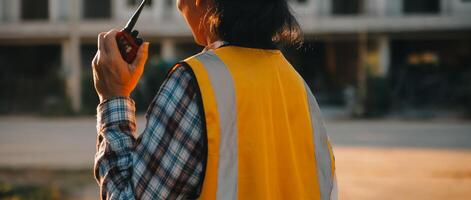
[1,0,470,199]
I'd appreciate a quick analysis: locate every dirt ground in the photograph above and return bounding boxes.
[335,147,471,200]
[1,147,469,200]
[0,117,470,199]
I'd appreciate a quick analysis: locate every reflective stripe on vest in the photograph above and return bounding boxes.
[183,46,336,200]
[196,52,239,200]
[305,82,337,200]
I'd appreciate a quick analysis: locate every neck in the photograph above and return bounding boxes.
[205,34,220,47]
[203,40,226,52]
[203,34,225,51]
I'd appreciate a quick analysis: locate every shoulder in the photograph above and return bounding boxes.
[145,62,202,119]
[167,62,194,80]
[162,62,197,92]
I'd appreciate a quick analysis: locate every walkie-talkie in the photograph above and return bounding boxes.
[116,0,147,63]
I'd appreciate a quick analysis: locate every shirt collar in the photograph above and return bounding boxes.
[203,41,228,52]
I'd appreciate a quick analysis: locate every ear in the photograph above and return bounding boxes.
[196,0,214,8]
[195,0,203,7]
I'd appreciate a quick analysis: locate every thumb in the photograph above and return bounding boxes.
[132,42,149,73]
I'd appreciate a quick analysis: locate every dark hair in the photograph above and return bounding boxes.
[208,0,303,48]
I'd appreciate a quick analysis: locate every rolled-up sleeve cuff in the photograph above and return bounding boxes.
[97,97,136,133]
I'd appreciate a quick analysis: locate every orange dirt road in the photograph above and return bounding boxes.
[335,147,471,200]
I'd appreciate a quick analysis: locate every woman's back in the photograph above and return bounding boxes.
[184,45,336,199]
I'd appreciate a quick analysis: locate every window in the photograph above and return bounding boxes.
[83,0,111,19]
[127,0,153,7]
[21,0,49,20]
[0,45,62,114]
[403,0,440,14]
[332,0,362,15]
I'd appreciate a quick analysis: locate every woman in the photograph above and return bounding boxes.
[92,0,337,199]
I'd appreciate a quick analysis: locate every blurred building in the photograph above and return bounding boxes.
[0,0,470,115]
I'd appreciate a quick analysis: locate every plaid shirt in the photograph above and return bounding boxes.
[94,64,206,200]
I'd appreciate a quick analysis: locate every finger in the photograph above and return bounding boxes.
[92,53,98,68]
[103,29,121,59]
[97,32,107,55]
[132,42,150,74]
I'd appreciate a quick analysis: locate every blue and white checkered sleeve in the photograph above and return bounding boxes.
[94,64,205,200]
[95,97,137,200]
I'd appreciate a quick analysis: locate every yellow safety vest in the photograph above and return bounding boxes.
[181,46,337,200]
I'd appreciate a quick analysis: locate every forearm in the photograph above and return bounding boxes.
[95,97,137,200]
[93,65,207,199]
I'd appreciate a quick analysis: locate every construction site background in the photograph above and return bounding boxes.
[0,0,470,199]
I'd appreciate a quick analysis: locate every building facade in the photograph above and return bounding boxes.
[1,0,471,115]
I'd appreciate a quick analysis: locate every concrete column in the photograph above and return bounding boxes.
[440,0,453,16]
[114,0,126,21]
[377,0,387,17]
[161,38,176,61]
[11,0,19,22]
[355,32,368,116]
[3,0,20,22]
[111,0,121,20]
[290,0,317,16]
[364,0,386,16]
[63,0,82,112]
[310,0,320,16]
[385,0,402,16]
[55,0,69,21]
[378,36,390,77]
[318,0,332,16]
[450,0,471,16]
[152,0,163,19]
[0,0,4,21]
[62,38,82,113]
[49,0,59,22]
[157,0,173,18]
[309,0,317,15]
[151,0,161,20]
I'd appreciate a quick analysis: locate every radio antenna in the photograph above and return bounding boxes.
[123,0,147,32]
